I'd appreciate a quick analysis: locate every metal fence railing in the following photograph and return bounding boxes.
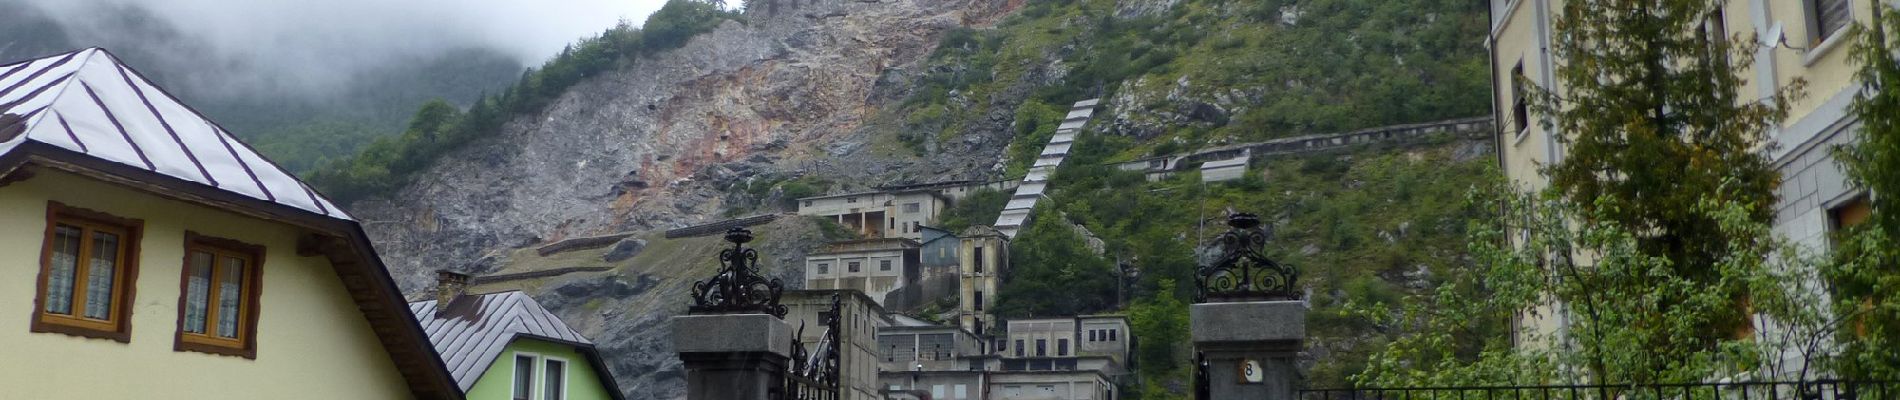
[1302,381,1899,400]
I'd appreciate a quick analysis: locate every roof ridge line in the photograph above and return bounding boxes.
[18,49,101,136]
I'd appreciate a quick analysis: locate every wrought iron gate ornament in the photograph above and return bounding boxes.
[781,294,842,400]
[688,227,789,318]
[1195,213,1300,302]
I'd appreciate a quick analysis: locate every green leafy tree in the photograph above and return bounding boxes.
[1358,182,1819,387]
[936,189,1009,233]
[1523,0,1803,367]
[1826,1,1900,380]
[996,207,1120,317]
[1128,280,1190,400]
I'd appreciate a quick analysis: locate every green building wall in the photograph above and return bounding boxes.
[466,338,616,400]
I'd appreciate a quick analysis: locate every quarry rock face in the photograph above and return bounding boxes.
[356,0,1019,292]
[350,1,1020,399]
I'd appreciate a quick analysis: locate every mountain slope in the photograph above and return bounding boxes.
[346,0,1494,398]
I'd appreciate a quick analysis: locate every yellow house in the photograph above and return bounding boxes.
[0,48,461,399]
[1488,0,1873,347]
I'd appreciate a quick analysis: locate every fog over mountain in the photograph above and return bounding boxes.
[5,0,668,96]
[1,0,673,171]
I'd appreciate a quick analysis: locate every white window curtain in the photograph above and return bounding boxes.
[184,252,214,333]
[217,258,245,338]
[513,354,535,400]
[82,232,119,319]
[544,359,566,400]
[44,226,82,315]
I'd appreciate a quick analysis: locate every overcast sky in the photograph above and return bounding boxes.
[29,0,674,65]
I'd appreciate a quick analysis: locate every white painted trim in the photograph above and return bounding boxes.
[542,356,571,400]
[1751,0,1780,134]
[1534,0,1562,165]
[1802,26,1852,66]
[511,351,543,400]
[1771,85,1859,163]
[1489,0,1527,43]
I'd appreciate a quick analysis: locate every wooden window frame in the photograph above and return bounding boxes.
[31,201,143,342]
[172,232,265,359]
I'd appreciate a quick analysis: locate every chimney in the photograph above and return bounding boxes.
[434,270,469,307]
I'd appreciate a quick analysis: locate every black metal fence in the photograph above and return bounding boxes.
[1302,381,1898,400]
[781,374,839,400]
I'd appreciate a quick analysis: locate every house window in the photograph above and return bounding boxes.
[1703,8,1729,64]
[1832,196,1872,230]
[1510,61,1528,134]
[847,197,858,203]
[513,353,566,400]
[514,354,536,400]
[803,200,813,207]
[1110,329,1118,341]
[1058,339,1069,356]
[1036,339,1047,356]
[33,202,142,342]
[1809,0,1851,46]
[849,261,861,273]
[1830,195,1872,248]
[1015,340,1024,357]
[1089,330,1098,342]
[973,247,985,273]
[904,203,921,213]
[880,259,892,271]
[545,358,567,400]
[974,290,984,311]
[176,233,265,357]
[817,263,829,275]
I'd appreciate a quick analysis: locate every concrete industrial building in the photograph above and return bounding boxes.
[797,180,1019,240]
[786,290,897,400]
[957,226,1011,337]
[805,239,923,310]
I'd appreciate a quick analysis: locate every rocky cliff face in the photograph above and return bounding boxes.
[355,0,1020,292]
[352,2,1021,399]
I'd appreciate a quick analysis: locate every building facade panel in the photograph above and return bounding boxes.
[0,171,412,399]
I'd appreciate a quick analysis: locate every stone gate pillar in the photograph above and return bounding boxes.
[670,227,799,400]
[1190,213,1307,400]
[673,313,793,400]
[1192,301,1305,399]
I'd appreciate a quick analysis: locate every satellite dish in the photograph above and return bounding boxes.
[1763,21,1785,49]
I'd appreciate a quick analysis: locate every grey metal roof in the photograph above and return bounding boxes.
[408,291,593,392]
[0,48,348,219]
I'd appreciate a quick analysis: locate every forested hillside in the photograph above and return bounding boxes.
[887,0,1495,393]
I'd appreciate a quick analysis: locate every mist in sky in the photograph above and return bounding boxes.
[12,0,674,94]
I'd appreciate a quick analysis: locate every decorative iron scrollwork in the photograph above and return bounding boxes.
[689,227,788,318]
[1196,213,1300,303]
[781,294,842,400]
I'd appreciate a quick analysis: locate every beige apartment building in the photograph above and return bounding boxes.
[1490,0,1872,350]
